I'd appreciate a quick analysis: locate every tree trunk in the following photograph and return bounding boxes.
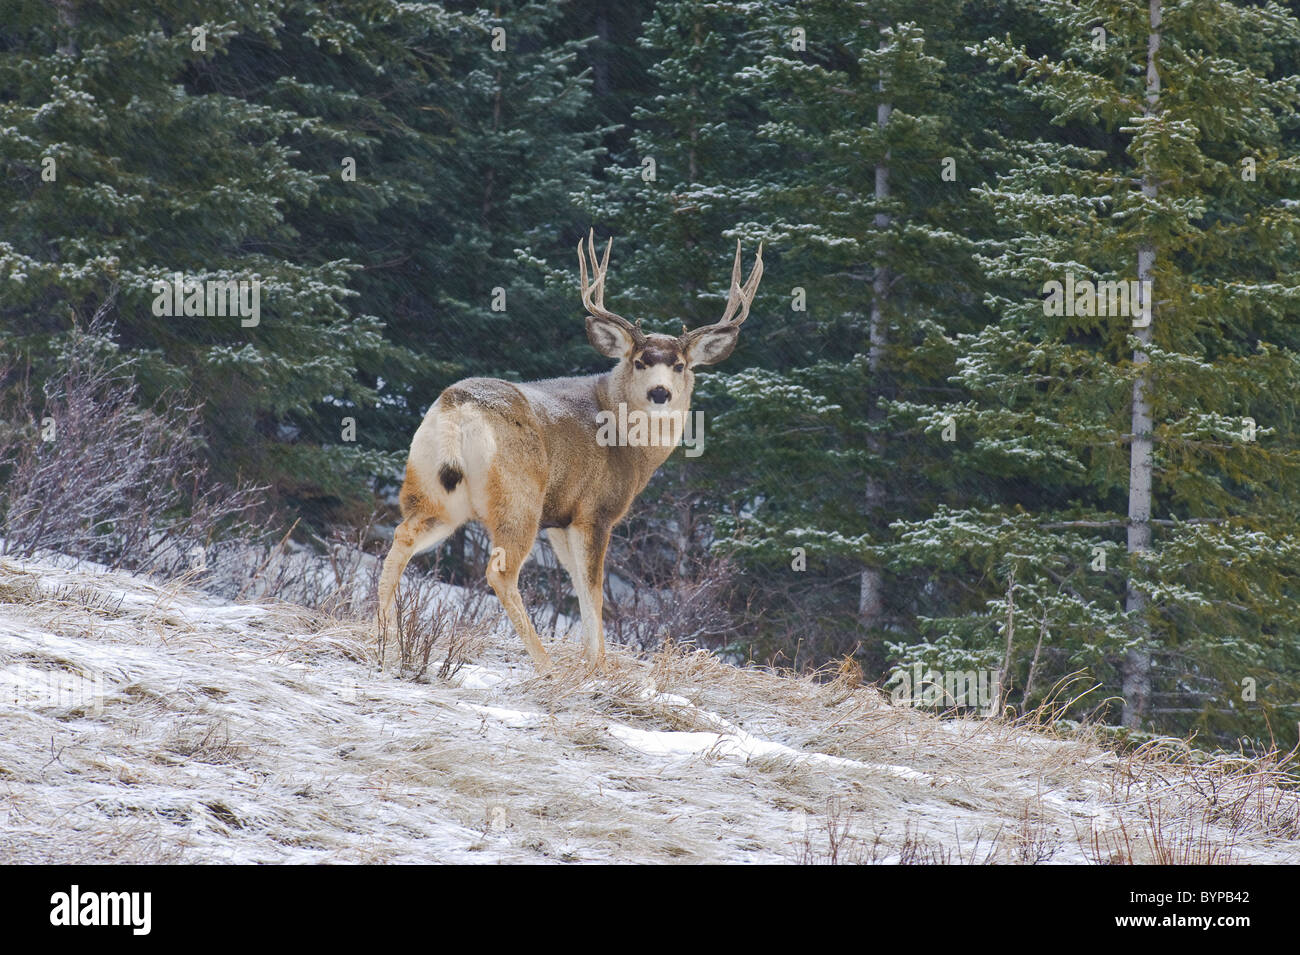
[688,18,701,182]
[1122,0,1161,729]
[52,0,77,56]
[859,61,892,627]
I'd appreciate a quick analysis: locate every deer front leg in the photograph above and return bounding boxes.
[546,527,583,643]
[566,522,611,669]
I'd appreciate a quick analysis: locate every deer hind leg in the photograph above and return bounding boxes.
[485,503,550,670]
[377,479,461,668]
[565,523,611,669]
[377,516,456,661]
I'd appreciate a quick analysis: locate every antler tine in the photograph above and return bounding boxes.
[722,240,743,320]
[585,229,602,302]
[582,229,600,305]
[678,239,765,345]
[598,231,612,292]
[587,229,616,308]
[582,232,592,302]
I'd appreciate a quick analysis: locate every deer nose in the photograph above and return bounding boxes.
[648,386,671,404]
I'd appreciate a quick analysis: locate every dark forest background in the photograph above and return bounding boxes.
[4,0,1300,750]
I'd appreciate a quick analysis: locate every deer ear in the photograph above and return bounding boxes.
[586,315,634,358]
[685,326,739,367]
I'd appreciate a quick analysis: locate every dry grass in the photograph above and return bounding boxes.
[2,554,1297,864]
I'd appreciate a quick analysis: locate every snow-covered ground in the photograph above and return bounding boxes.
[1,553,1297,864]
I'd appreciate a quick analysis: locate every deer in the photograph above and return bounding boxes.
[376,230,763,671]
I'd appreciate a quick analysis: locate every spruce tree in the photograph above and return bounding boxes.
[698,0,999,663]
[1,0,603,524]
[890,0,1300,744]
[0,0,394,512]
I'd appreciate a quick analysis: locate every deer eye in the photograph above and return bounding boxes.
[673,363,684,373]
[634,360,646,370]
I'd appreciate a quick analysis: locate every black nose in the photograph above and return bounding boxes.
[648,386,671,404]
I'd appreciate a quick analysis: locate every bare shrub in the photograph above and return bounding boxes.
[1079,800,1239,865]
[1143,794,1239,864]
[381,576,494,680]
[792,801,1009,865]
[1009,801,1062,864]
[793,798,884,865]
[213,516,388,614]
[310,519,388,619]
[598,517,740,653]
[198,504,504,681]
[0,309,261,577]
[1079,738,1299,863]
[1079,818,1138,865]
[892,821,1003,865]
[1183,749,1300,840]
[896,821,954,864]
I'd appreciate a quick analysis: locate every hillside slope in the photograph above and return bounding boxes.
[1,554,1297,864]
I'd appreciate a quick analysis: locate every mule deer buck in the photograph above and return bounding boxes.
[377,231,763,670]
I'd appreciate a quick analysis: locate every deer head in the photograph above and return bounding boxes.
[577,229,763,418]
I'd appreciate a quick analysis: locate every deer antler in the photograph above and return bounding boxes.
[578,229,646,347]
[682,239,764,344]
